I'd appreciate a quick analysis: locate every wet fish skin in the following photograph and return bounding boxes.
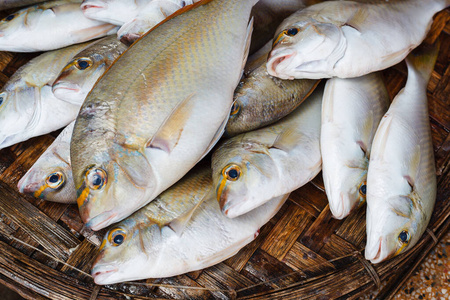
[0,42,93,150]
[0,0,118,52]
[225,41,319,137]
[365,44,439,264]
[81,0,148,26]
[213,87,322,218]
[17,122,76,203]
[91,164,288,284]
[267,0,449,79]
[321,73,390,220]
[71,0,256,231]
[117,0,199,44]
[52,35,128,104]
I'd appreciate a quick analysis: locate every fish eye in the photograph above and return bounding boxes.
[108,228,127,246]
[230,102,240,116]
[4,14,15,22]
[45,172,64,189]
[285,28,299,36]
[76,58,92,70]
[398,230,410,244]
[359,183,367,196]
[85,167,107,190]
[222,164,241,181]
[0,92,6,107]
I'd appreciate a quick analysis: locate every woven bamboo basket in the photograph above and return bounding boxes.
[0,6,449,300]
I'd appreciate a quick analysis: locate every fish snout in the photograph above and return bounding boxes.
[267,50,296,80]
[52,82,82,104]
[329,192,351,220]
[85,210,118,231]
[91,263,118,285]
[365,237,384,263]
[17,177,42,195]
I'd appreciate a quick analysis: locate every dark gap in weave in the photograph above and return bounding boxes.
[89,285,101,300]
[354,251,381,288]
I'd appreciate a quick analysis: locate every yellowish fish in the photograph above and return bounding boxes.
[71,0,257,230]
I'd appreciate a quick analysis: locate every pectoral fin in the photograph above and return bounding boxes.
[167,188,214,236]
[270,127,302,153]
[199,115,228,160]
[343,8,369,33]
[146,93,196,153]
[241,17,254,72]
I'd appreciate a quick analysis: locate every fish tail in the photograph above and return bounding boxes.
[405,41,440,83]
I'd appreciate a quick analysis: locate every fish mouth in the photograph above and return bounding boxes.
[329,192,350,220]
[52,83,82,104]
[365,237,384,263]
[267,49,296,80]
[92,264,118,285]
[81,2,105,12]
[17,176,40,195]
[86,211,118,231]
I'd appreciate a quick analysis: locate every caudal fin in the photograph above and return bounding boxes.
[405,41,440,83]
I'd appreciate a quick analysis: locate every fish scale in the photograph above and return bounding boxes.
[71,0,256,231]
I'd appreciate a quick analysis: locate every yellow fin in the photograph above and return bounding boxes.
[270,127,302,153]
[406,41,440,83]
[146,92,196,153]
[167,188,214,236]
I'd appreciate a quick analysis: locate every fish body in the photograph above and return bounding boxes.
[321,73,389,219]
[81,0,149,25]
[0,0,118,52]
[267,0,449,79]
[92,164,288,284]
[18,122,76,203]
[212,87,322,218]
[0,42,93,149]
[52,35,128,104]
[365,44,438,263]
[226,41,319,137]
[0,0,46,10]
[117,0,199,43]
[71,0,256,230]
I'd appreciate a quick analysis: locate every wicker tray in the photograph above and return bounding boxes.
[0,7,449,300]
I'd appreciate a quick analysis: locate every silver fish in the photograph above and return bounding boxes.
[212,87,322,218]
[52,35,128,104]
[267,0,449,79]
[321,73,389,219]
[71,0,256,231]
[365,43,438,264]
[0,42,93,149]
[0,0,46,10]
[17,121,76,203]
[0,0,118,52]
[92,163,288,284]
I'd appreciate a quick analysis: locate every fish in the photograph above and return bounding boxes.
[17,122,76,203]
[212,87,322,218]
[71,0,256,231]
[117,0,199,44]
[81,0,150,26]
[0,0,118,52]
[225,40,319,137]
[267,0,450,79]
[321,73,390,220]
[0,0,46,10]
[52,35,128,104]
[365,43,439,264]
[91,163,289,284]
[0,42,94,150]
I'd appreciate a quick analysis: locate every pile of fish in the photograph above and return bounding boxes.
[0,0,448,285]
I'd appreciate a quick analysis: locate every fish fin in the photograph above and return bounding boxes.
[71,24,118,42]
[406,144,421,188]
[24,7,48,28]
[405,41,440,83]
[167,188,214,236]
[241,17,254,73]
[25,87,43,132]
[357,111,374,156]
[146,93,196,153]
[270,127,301,153]
[198,115,228,161]
[343,8,369,33]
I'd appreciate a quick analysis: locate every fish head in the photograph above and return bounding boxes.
[212,139,279,218]
[267,20,346,80]
[0,86,38,148]
[365,194,427,264]
[92,218,151,284]
[81,0,139,25]
[73,132,156,231]
[53,53,108,104]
